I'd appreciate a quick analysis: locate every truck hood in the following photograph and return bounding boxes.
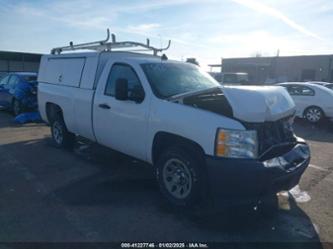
[222,85,296,122]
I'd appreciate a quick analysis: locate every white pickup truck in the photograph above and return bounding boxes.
[38,35,310,209]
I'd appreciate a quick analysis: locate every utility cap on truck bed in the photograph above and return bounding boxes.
[51,29,171,56]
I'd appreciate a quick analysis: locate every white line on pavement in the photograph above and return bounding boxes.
[309,164,329,172]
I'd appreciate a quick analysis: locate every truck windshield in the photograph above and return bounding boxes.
[141,63,219,98]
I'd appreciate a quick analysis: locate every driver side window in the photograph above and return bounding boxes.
[7,75,19,93]
[0,75,10,87]
[105,64,142,96]
[105,63,145,101]
[287,85,314,96]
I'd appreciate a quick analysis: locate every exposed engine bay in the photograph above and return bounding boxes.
[169,86,297,158]
[169,87,233,117]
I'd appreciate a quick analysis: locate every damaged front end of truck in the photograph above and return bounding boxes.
[169,85,310,207]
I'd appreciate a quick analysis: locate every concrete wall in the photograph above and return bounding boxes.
[0,51,41,78]
[222,55,333,84]
[0,60,40,72]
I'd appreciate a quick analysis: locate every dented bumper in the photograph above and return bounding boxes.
[205,138,310,206]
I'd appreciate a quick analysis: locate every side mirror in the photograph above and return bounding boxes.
[115,78,128,101]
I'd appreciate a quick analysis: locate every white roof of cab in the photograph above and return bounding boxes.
[43,50,180,64]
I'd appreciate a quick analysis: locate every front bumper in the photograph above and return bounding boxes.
[324,107,333,120]
[205,139,310,206]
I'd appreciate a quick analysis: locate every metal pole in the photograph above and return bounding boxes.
[22,54,25,72]
[328,57,332,82]
[220,57,223,73]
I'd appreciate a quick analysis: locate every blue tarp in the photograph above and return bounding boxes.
[15,112,43,124]
[14,81,38,109]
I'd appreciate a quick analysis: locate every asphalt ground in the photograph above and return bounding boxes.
[0,111,332,247]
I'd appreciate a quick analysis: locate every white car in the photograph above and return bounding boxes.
[309,81,333,91]
[37,33,310,209]
[278,82,333,123]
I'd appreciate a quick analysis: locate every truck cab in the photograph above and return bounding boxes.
[38,33,310,209]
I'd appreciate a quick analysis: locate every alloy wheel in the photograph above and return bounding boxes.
[305,107,322,123]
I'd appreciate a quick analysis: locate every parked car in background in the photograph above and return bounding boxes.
[0,72,38,116]
[309,81,333,91]
[278,82,333,123]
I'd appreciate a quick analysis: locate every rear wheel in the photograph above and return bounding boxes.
[12,99,23,116]
[51,117,75,149]
[304,106,324,123]
[156,146,205,207]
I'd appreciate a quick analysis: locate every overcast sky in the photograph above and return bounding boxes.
[1,0,333,69]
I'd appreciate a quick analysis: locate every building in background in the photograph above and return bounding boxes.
[0,51,41,78]
[220,54,333,84]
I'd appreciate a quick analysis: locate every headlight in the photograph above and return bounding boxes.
[215,128,258,159]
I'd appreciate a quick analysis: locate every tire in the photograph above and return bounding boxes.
[156,146,205,207]
[12,98,23,116]
[50,117,75,149]
[304,106,324,124]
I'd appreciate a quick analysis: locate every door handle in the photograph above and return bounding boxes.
[98,103,111,109]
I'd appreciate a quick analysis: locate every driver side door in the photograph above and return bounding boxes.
[93,62,150,161]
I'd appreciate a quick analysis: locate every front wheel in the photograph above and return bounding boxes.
[156,147,204,207]
[51,118,75,149]
[304,106,324,123]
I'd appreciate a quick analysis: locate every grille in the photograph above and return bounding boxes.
[244,117,296,157]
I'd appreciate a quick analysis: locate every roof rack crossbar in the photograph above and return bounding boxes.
[51,29,171,55]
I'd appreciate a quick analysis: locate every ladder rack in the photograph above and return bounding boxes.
[51,29,171,56]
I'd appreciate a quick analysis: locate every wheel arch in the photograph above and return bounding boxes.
[46,102,64,124]
[151,131,205,165]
